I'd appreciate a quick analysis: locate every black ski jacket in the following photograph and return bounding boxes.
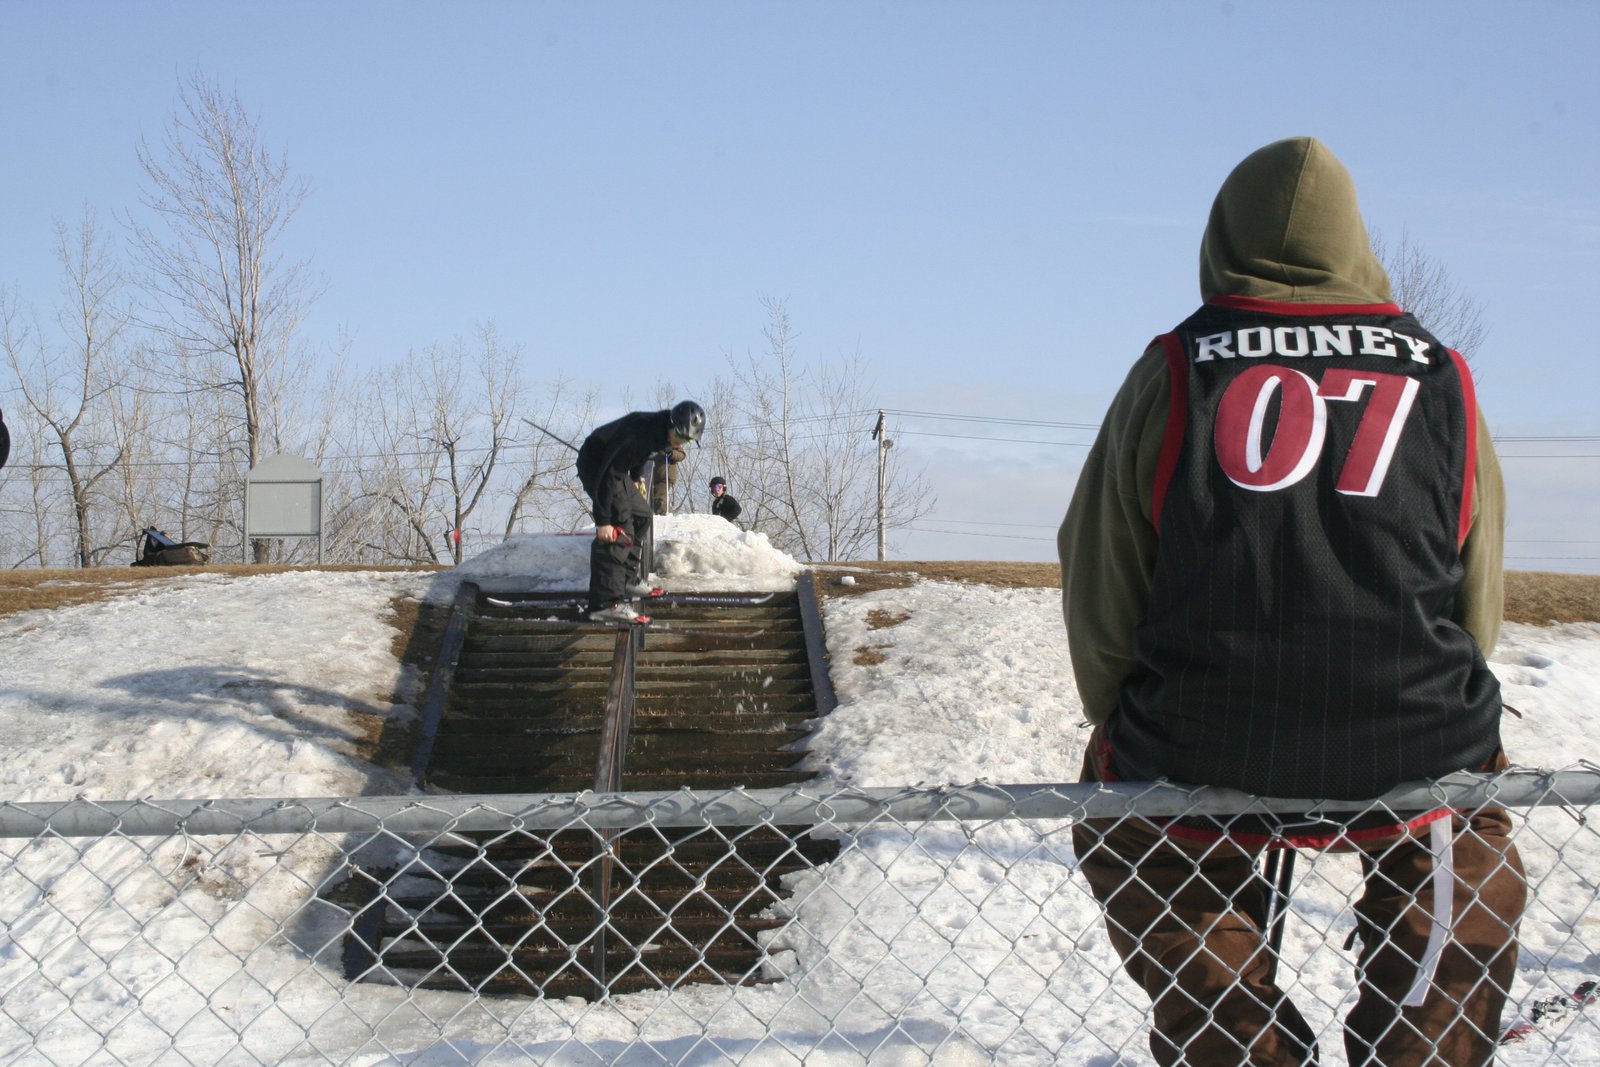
[576,410,674,526]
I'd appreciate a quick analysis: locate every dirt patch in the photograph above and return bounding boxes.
[854,608,910,664]
[865,608,911,630]
[830,567,1048,666]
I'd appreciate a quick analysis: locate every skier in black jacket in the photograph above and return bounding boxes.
[0,408,10,472]
[709,476,741,524]
[576,401,705,621]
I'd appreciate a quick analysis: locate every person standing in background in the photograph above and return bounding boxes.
[646,441,685,515]
[709,476,741,525]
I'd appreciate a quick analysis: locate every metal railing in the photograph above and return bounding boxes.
[1,767,1597,1064]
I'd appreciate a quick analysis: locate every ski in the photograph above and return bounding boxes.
[652,591,775,607]
[505,617,762,639]
[484,595,584,610]
[1500,979,1599,1044]
[485,591,774,610]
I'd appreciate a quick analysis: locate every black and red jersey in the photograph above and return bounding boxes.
[1110,297,1502,801]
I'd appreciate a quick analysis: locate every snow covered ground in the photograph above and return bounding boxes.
[1,512,1597,1063]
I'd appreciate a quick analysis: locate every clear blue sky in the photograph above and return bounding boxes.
[3,1,1597,568]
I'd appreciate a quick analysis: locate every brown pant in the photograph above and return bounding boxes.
[1072,730,1527,1066]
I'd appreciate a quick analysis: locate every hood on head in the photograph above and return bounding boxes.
[1199,137,1393,306]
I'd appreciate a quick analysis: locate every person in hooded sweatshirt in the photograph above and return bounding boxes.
[1061,138,1523,1066]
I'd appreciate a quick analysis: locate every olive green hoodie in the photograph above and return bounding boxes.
[1058,136,1504,727]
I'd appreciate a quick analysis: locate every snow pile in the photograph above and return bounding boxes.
[650,513,801,591]
[0,569,427,802]
[449,532,591,591]
[452,513,800,593]
[809,581,1085,785]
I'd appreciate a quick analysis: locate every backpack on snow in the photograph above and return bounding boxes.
[133,527,210,567]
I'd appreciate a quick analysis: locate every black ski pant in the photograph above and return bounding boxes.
[586,477,652,612]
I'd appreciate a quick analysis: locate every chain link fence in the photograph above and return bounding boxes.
[2,767,1598,1065]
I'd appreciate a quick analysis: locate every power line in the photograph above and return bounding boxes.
[885,408,1103,431]
[1508,539,1600,545]
[895,429,1096,447]
[918,516,1061,530]
[905,524,1056,543]
[714,409,882,434]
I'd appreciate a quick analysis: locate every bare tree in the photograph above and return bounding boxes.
[168,350,239,550]
[351,354,449,564]
[279,346,364,564]
[503,378,598,538]
[0,211,134,566]
[721,298,807,549]
[103,357,158,560]
[128,71,320,560]
[719,296,933,561]
[346,325,531,564]
[0,401,59,567]
[436,325,525,564]
[1371,227,1488,362]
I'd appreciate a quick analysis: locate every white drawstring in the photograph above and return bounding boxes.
[1401,817,1456,1008]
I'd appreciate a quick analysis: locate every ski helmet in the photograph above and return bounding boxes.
[670,400,706,443]
[709,476,726,490]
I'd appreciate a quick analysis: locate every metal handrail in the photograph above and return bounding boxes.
[590,624,641,996]
[410,580,481,785]
[796,571,837,717]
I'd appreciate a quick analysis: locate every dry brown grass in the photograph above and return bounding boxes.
[5,562,1595,626]
[814,561,1061,599]
[1504,570,1600,626]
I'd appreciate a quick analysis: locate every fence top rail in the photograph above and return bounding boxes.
[1,765,1595,839]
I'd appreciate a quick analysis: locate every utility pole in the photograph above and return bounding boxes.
[872,410,891,562]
